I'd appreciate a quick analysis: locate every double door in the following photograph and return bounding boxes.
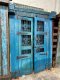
[10,16,51,76]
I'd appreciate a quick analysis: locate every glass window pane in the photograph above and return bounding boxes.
[22,35,31,46]
[21,20,31,32]
[36,35,44,45]
[36,48,44,53]
[37,21,44,31]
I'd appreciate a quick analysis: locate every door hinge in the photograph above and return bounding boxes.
[45,32,48,35]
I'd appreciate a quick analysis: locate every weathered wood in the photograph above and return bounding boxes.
[0,0,9,6]
[52,15,59,67]
[53,33,58,36]
[6,6,10,76]
[56,13,60,18]
[0,6,2,76]
[53,51,57,54]
[53,45,57,48]
[53,39,57,42]
[0,5,10,77]
[53,27,58,29]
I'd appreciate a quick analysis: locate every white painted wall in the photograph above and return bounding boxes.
[12,0,60,14]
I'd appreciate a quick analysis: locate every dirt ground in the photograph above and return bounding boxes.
[12,56,60,80]
[12,64,60,80]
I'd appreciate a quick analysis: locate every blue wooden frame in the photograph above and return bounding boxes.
[48,20,52,68]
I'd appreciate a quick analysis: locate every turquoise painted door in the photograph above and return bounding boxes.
[10,16,52,76]
[34,17,50,72]
[10,16,33,76]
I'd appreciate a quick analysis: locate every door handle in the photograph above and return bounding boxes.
[39,52,47,55]
[17,55,28,59]
[17,32,27,35]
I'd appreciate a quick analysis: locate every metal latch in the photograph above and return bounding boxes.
[17,56,28,59]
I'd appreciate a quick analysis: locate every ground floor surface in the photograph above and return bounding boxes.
[12,63,60,80]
